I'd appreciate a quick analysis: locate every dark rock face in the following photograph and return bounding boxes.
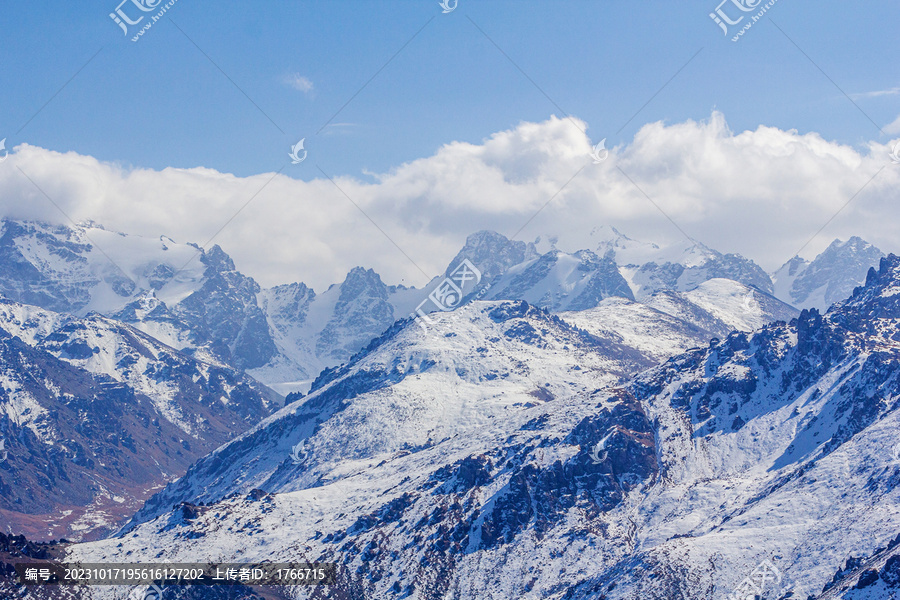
[316,267,396,364]
[443,230,532,284]
[479,391,657,548]
[881,555,900,586]
[567,250,636,308]
[855,568,879,588]
[173,245,277,370]
[0,300,278,541]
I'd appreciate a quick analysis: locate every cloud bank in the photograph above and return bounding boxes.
[0,112,897,291]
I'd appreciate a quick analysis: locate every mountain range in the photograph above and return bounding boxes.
[0,219,878,394]
[0,217,887,547]
[0,295,280,542]
[59,253,900,600]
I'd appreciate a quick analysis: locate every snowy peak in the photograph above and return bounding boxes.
[201,243,236,272]
[773,236,885,310]
[446,228,773,312]
[186,245,268,348]
[259,281,315,325]
[623,244,773,299]
[830,253,900,335]
[0,218,207,316]
[137,242,277,371]
[335,266,390,303]
[485,248,634,311]
[591,225,669,266]
[315,266,396,364]
[443,230,533,282]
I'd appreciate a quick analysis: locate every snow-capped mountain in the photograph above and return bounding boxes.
[0,219,426,394]
[0,220,800,398]
[560,278,797,360]
[0,218,280,374]
[67,255,900,600]
[0,219,206,316]
[113,299,678,531]
[584,225,773,298]
[112,244,279,373]
[449,230,795,337]
[773,236,885,311]
[448,228,774,305]
[0,297,279,542]
[252,267,425,394]
[484,249,635,310]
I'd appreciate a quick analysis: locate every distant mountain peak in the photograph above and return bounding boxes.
[772,236,885,311]
[338,266,389,302]
[444,230,530,282]
[202,244,236,272]
[836,253,900,316]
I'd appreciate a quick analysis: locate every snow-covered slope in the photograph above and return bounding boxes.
[589,226,774,298]
[0,220,813,398]
[559,297,715,362]
[680,277,798,332]
[0,219,206,316]
[563,279,798,351]
[484,249,635,311]
[0,219,430,394]
[772,236,884,311]
[66,256,900,600]
[252,267,427,394]
[0,297,279,542]
[114,300,660,529]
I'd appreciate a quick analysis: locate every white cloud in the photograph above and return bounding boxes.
[885,114,900,136]
[851,87,900,100]
[0,113,897,292]
[283,73,314,95]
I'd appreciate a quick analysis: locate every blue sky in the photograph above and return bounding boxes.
[0,1,898,289]
[1,0,897,178]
